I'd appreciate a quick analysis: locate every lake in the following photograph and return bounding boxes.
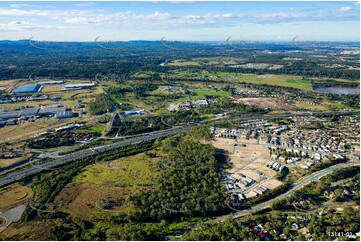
[314,86,360,95]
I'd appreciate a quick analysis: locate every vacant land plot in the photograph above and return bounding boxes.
[192,57,245,66]
[0,184,33,212]
[0,80,19,92]
[212,137,282,195]
[56,152,159,221]
[215,73,313,91]
[261,179,283,190]
[232,97,294,110]
[54,182,129,221]
[295,101,348,111]
[0,117,83,141]
[167,60,201,66]
[0,154,31,168]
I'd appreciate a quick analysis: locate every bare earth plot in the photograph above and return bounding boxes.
[0,80,19,92]
[212,137,283,196]
[232,97,294,110]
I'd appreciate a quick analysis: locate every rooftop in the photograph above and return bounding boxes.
[12,84,42,94]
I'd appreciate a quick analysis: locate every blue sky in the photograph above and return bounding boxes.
[0,1,359,41]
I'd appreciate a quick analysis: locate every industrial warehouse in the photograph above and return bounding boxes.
[12,84,43,94]
[0,105,73,127]
[11,81,97,94]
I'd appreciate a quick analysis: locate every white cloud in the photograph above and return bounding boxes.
[337,6,353,12]
[0,21,64,31]
[0,8,91,18]
[64,16,110,24]
[0,6,358,31]
[10,4,31,9]
[9,3,55,9]
[73,2,96,7]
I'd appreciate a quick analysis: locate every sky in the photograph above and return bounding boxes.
[0,1,360,41]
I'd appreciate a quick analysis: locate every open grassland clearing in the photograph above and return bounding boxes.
[54,183,129,221]
[0,117,85,141]
[192,57,245,65]
[0,184,33,212]
[0,154,32,168]
[74,152,158,186]
[0,217,60,240]
[0,100,80,111]
[166,70,313,91]
[0,80,19,92]
[53,151,159,221]
[167,59,201,66]
[166,57,246,66]
[295,101,348,111]
[216,72,314,91]
[42,84,103,105]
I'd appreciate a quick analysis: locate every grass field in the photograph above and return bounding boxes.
[0,79,19,92]
[49,151,159,221]
[217,73,314,91]
[74,152,158,187]
[295,101,348,111]
[131,69,346,92]
[0,116,88,142]
[167,60,201,66]
[0,154,32,168]
[0,184,33,212]
[74,124,105,134]
[167,57,245,66]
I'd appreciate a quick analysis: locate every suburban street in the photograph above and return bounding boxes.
[215,160,359,222]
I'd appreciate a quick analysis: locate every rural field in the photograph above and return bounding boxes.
[0,184,33,212]
[52,151,160,221]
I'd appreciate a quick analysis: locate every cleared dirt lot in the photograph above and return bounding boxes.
[0,80,19,92]
[212,137,283,194]
[232,97,294,110]
[261,179,283,190]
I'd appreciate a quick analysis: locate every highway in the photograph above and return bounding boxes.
[0,125,194,188]
[0,110,357,188]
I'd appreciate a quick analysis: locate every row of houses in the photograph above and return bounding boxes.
[267,161,287,173]
[217,129,240,139]
[286,116,359,155]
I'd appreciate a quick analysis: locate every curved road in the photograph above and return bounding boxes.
[214,161,359,222]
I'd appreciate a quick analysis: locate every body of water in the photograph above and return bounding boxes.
[314,86,360,95]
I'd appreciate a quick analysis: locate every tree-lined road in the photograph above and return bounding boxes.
[233,161,359,218]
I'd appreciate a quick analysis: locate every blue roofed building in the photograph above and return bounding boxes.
[12,84,43,94]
